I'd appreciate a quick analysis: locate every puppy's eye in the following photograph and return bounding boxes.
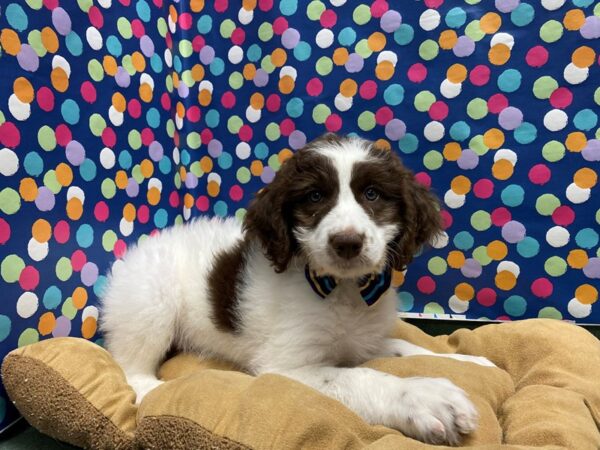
[309,190,323,203]
[364,187,379,201]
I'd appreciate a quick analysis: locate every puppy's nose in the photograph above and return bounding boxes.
[329,231,364,260]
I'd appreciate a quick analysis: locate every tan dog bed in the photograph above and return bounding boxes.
[2,318,600,449]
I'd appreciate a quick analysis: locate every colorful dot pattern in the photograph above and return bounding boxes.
[0,0,599,429]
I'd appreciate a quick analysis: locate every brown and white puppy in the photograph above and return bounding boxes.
[100,134,493,445]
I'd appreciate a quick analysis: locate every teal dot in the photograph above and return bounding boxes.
[394,24,414,45]
[383,84,404,106]
[154,209,168,228]
[61,99,80,125]
[210,58,225,76]
[65,31,83,56]
[445,7,466,28]
[180,150,191,166]
[247,44,262,62]
[497,69,522,93]
[504,295,527,317]
[397,291,414,312]
[150,54,162,74]
[293,41,311,61]
[146,108,161,128]
[159,156,171,174]
[338,27,357,46]
[398,133,419,154]
[501,184,525,207]
[24,152,44,176]
[214,200,228,217]
[449,121,470,141]
[106,35,122,56]
[453,231,475,251]
[205,109,220,128]
[573,109,598,132]
[218,152,233,169]
[76,224,94,248]
[43,286,62,310]
[0,315,11,342]
[573,0,594,5]
[511,3,535,27]
[575,228,599,249]
[517,237,540,258]
[93,275,108,298]
[280,0,297,15]
[254,142,269,160]
[136,0,151,22]
[119,150,132,169]
[286,97,304,118]
[514,122,537,144]
[79,159,97,182]
[6,3,28,32]
[197,15,212,34]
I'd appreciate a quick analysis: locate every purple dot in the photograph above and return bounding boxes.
[582,139,600,162]
[81,262,99,287]
[208,139,223,157]
[583,258,600,279]
[281,28,300,49]
[253,69,269,87]
[35,187,55,212]
[17,45,39,72]
[115,67,131,88]
[580,16,600,40]
[457,149,479,170]
[149,141,164,161]
[461,258,482,278]
[261,167,276,184]
[52,7,72,36]
[453,36,475,57]
[125,178,139,197]
[495,0,520,13]
[345,53,364,73]
[384,119,407,141]
[185,172,198,189]
[177,82,189,99]
[66,140,86,166]
[501,220,526,243]
[380,10,402,33]
[52,316,72,338]
[498,106,524,131]
[140,35,155,57]
[288,130,307,150]
[199,46,215,64]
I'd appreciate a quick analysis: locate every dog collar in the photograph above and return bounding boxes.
[304,264,392,306]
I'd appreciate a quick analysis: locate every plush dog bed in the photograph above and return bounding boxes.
[2,319,600,450]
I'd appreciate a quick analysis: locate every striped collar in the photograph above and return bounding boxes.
[304,264,392,306]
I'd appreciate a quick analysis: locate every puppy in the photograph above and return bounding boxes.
[100,134,493,445]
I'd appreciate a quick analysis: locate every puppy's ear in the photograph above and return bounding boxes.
[243,156,297,273]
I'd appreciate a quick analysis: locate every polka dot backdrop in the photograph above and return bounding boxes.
[0,0,599,429]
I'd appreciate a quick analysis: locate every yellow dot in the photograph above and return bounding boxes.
[375,61,395,81]
[447,251,465,269]
[495,271,516,291]
[483,128,505,149]
[191,63,205,81]
[367,32,386,52]
[0,29,21,56]
[55,163,73,187]
[200,156,213,173]
[271,48,287,67]
[176,102,185,118]
[278,75,295,94]
[72,287,88,309]
[575,284,598,304]
[487,240,508,260]
[243,63,256,80]
[50,67,69,93]
[250,160,263,176]
[492,159,514,180]
[439,30,458,50]
[374,139,390,151]
[19,178,38,202]
[112,92,126,112]
[563,9,585,31]
[147,187,161,206]
[41,27,59,53]
[241,0,255,9]
[340,79,358,97]
[184,193,194,209]
[443,142,462,161]
[115,170,128,189]
[451,175,471,195]
[139,83,153,103]
[103,55,118,76]
[572,46,596,68]
[13,77,34,103]
[198,89,212,106]
[81,317,97,339]
[140,159,154,179]
[38,312,56,336]
[66,198,83,220]
[250,92,264,109]
[32,219,52,243]
[573,168,597,189]
[488,44,511,66]
[278,149,294,163]
[207,181,220,197]
[332,48,349,65]
[122,203,136,222]
[446,63,467,83]
[480,12,501,34]
[565,132,587,152]
[567,249,588,269]
[455,283,474,301]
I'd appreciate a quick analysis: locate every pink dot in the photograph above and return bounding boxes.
[272,17,288,35]
[200,129,213,144]
[229,185,243,202]
[440,210,453,229]
[531,278,553,298]
[424,0,444,7]
[487,93,508,114]
[196,195,209,212]
[0,122,21,148]
[528,164,551,185]
[279,118,295,136]
[469,65,491,86]
[417,276,436,294]
[221,91,236,109]
[370,0,389,18]
[141,128,154,146]
[496,315,511,321]
[231,28,245,45]
[473,179,494,199]
[549,87,573,109]
[88,6,104,28]
[552,205,575,226]
[525,46,548,68]
[266,94,281,112]
[306,77,323,97]
[152,0,162,6]
[43,0,58,9]
[320,9,337,28]
[169,191,180,208]
[491,207,511,226]
[407,63,427,83]
[214,0,228,12]
[94,201,109,222]
[414,172,431,188]
[113,240,127,258]
[101,127,116,147]
[238,124,253,142]
[375,106,393,125]
[186,105,201,122]
[192,35,205,52]
[55,124,72,147]
[130,19,145,38]
[37,86,55,112]
[428,101,449,121]
[0,218,10,245]
[165,33,173,50]
[160,92,171,111]
[178,12,192,30]
[137,205,150,224]
[19,266,39,291]
[476,288,496,307]
[359,80,378,99]
[80,81,97,103]
[149,229,160,237]
[128,99,142,118]
[258,0,273,11]
[71,250,87,272]
[325,114,342,132]
[54,220,70,244]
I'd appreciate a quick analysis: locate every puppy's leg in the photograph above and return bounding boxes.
[384,339,496,367]
[267,365,477,445]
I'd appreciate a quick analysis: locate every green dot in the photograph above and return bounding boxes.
[542,140,565,162]
[307,1,326,20]
[465,20,485,41]
[423,150,443,170]
[419,39,439,61]
[38,125,56,151]
[18,328,39,347]
[229,72,243,89]
[43,170,61,194]
[101,178,116,199]
[595,3,600,16]
[187,132,201,149]
[357,111,375,131]
[472,246,492,266]
[25,0,43,9]
[132,165,143,184]
[190,161,203,177]
[55,257,72,281]
[355,39,372,58]
[596,208,600,225]
[165,75,173,93]
[235,208,247,223]
[128,130,142,149]
[268,154,281,171]
[28,30,46,57]
[237,167,251,184]
[1,255,25,283]
[228,115,243,134]
[414,91,436,112]
[471,210,491,231]
[258,22,273,42]
[174,172,181,189]
[467,98,488,120]
[117,17,132,39]
[178,39,193,58]
[316,56,333,76]
[428,257,448,275]
[353,4,371,25]
[594,87,600,106]
[166,120,175,138]
[260,55,275,73]
[157,18,168,37]
[469,135,489,156]
[122,54,135,75]
[0,111,5,125]
[265,122,281,141]
[538,306,562,320]
[61,298,77,320]
[102,230,118,251]
[220,19,236,38]
[89,113,106,137]
[77,0,92,12]
[0,188,21,215]
[544,256,567,277]
[88,59,104,82]
[312,104,331,124]
[535,193,560,215]
[424,302,445,315]
[539,20,563,43]
[533,76,558,99]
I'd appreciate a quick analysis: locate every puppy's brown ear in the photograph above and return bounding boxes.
[243,156,297,273]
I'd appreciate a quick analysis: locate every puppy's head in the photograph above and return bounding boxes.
[244,134,442,278]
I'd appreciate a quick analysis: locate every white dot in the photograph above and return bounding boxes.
[172,147,180,165]
[316,29,334,49]
[236,142,251,160]
[431,231,449,249]
[120,217,134,237]
[17,292,39,319]
[100,147,115,169]
[140,73,154,89]
[564,63,589,85]
[279,65,297,80]
[0,148,19,176]
[175,114,184,130]
[419,9,441,31]
[424,121,445,142]
[183,206,191,221]
[568,298,591,318]
[168,16,176,34]
[228,46,244,64]
[546,226,570,247]
[334,93,353,112]
[377,50,398,66]
[566,182,590,204]
[199,80,214,92]
[108,106,124,126]
[497,261,520,277]
[238,7,254,25]
[246,106,261,123]
[97,0,112,7]
[67,186,85,202]
[449,295,470,313]
[440,79,462,99]
[86,27,103,51]
[490,33,514,50]
[444,190,465,209]
[27,238,49,262]
[330,0,347,5]
[164,49,173,68]
[208,173,221,184]
[541,0,566,10]
[494,149,517,165]
[82,305,98,321]
[148,178,162,191]
[52,55,71,77]
[8,94,31,121]
[543,109,568,131]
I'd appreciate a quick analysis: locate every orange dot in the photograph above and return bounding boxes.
[488,44,511,66]
[243,63,256,80]
[447,251,465,269]
[103,55,118,76]
[19,178,38,202]
[367,32,386,52]
[375,61,395,81]
[572,46,596,68]
[480,12,501,34]
[565,132,587,152]
[439,30,458,50]
[50,67,69,93]
[278,148,294,163]
[573,168,597,188]
[575,284,598,305]
[198,89,212,106]
[278,75,295,94]
[332,48,349,65]
[190,0,205,12]
[340,79,358,97]
[41,27,59,53]
[250,160,263,176]
[451,175,471,195]
[0,29,21,56]
[112,92,126,112]
[72,287,88,309]
[207,181,220,197]
[168,4,178,22]
[81,317,97,339]
[567,249,588,269]
[13,77,34,103]
[32,219,52,243]
[495,271,516,291]
[242,0,256,8]
[66,198,83,220]
[191,64,205,81]
[200,156,213,173]
[492,159,514,180]
[250,92,264,109]
[183,193,195,209]
[176,101,185,118]
[487,240,508,260]
[271,48,287,67]
[38,312,56,336]
[391,270,405,288]
[179,166,187,180]
[139,83,153,103]
[563,9,585,31]
[115,170,128,189]
[455,283,474,301]
[140,159,154,178]
[446,64,467,83]
[483,128,505,149]
[172,71,180,88]
[147,187,161,205]
[122,203,136,222]
[443,142,462,161]
[55,163,73,187]
[374,139,390,151]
